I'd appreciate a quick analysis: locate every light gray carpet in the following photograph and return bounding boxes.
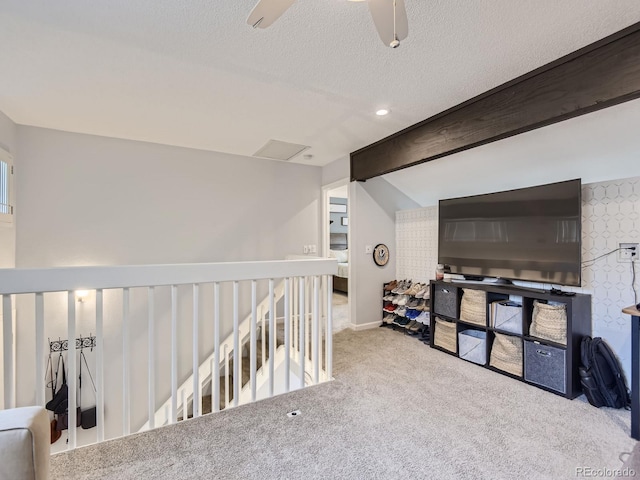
[51,328,635,479]
[332,291,350,332]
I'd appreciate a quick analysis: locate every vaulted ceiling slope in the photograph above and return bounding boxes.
[1,1,639,167]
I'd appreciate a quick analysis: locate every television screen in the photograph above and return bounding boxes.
[438,179,582,286]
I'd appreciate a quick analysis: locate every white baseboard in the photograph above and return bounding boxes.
[350,320,381,331]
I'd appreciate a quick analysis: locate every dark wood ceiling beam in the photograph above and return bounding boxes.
[350,22,640,182]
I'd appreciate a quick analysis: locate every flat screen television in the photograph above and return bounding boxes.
[438,179,582,286]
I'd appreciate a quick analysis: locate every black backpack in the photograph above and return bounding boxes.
[579,336,630,409]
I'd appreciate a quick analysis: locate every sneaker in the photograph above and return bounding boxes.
[382,313,395,324]
[406,283,423,297]
[384,280,397,292]
[407,320,422,334]
[394,316,410,327]
[391,280,406,294]
[415,284,429,299]
[397,295,409,306]
[406,308,419,319]
[407,297,420,308]
[396,306,407,317]
[415,299,429,311]
[383,303,396,312]
[416,311,430,323]
[397,281,413,295]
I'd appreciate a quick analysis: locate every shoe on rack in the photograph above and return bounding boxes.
[394,316,410,327]
[395,306,407,317]
[397,280,412,295]
[382,313,396,325]
[406,282,423,297]
[408,320,422,334]
[416,311,430,324]
[407,297,420,308]
[415,284,429,299]
[383,303,396,312]
[385,280,397,292]
[391,280,406,294]
[397,295,409,306]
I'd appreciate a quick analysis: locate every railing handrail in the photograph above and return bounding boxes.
[0,258,337,294]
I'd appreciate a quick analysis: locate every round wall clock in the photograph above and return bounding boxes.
[373,243,390,267]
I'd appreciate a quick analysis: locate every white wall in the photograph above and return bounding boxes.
[321,156,349,186]
[13,126,323,446]
[16,127,321,267]
[349,178,413,329]
[0,110,16,268]
[395,176,640,381]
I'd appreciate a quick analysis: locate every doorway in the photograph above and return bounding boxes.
[322,179,350,332]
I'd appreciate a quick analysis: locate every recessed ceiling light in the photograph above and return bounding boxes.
[376,109,390,116]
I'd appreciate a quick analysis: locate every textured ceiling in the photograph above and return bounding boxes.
[1,1,639,167]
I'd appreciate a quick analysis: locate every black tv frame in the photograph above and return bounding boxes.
[438,179,582,287]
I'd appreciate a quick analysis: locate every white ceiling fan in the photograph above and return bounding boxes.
[247,0,408,48]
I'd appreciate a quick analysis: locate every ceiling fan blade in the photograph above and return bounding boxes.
[246,0,296,29]
[368,0,409,46]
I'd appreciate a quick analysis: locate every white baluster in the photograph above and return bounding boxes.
[148,287,155,429]
[2,294,13,409]
[35,293,45,406]
[182,389,187,421]
[96,289,105,442]
[284,277,291,393]
[213,283,220,413]
[307,278,311,361]
[171,285,178,424]
[298,277,305,387]
[67,291,77,449]
[313,275,320,385]
[232,281,239,407]
[250,280,257,402]
[326,275,333,379]
[293,279,298,356]
[122,287,130,436]
[192,284,200,418]
[268,278,275,397]
[224,344,229,409]
[260,305,267,369]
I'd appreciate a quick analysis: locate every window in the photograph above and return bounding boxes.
[0,147,13,223]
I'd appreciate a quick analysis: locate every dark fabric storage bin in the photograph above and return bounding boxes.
[433,284,458,318]
[524,340,566,394]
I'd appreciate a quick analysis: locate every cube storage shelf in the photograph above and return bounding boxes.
[429,280,591,399]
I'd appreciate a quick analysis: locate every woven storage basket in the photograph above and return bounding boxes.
[530,300,567,345]
[490,332,523,377]
[434,318,457,353]
[459,289,487,326]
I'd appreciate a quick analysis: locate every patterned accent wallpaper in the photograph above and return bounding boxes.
[396,176,640,378]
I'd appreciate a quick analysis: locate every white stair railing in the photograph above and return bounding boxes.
[0,259,335,452]
[138,279,289,431]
